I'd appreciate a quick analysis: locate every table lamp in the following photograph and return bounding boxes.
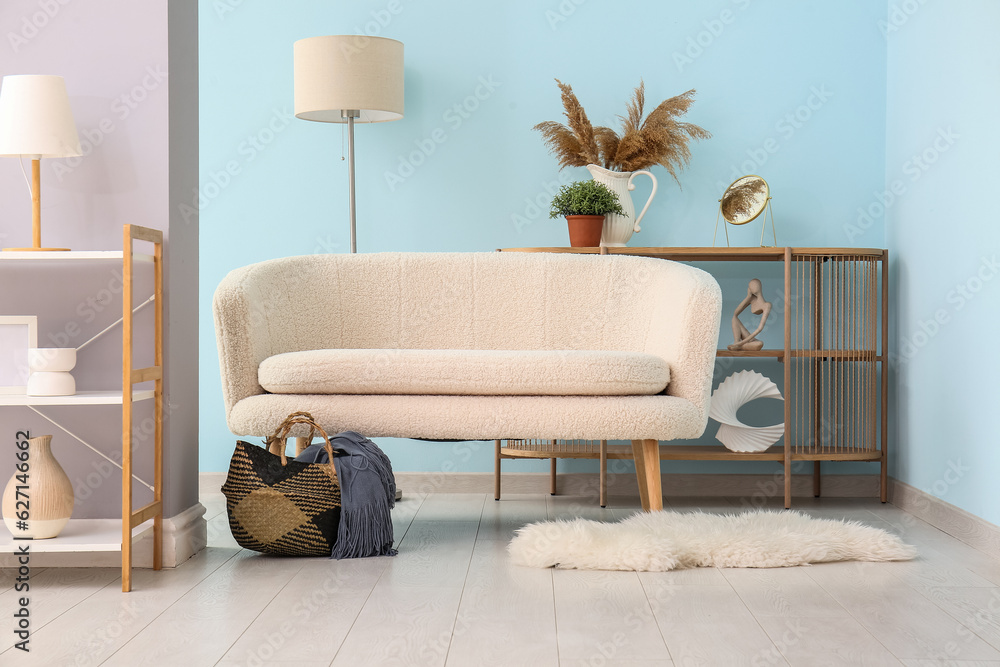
[294,35,404,253]
[0,75,82,251]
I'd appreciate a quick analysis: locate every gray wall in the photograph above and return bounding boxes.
[0,0,199,520]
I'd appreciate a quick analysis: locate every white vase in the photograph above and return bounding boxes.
[2,435,75,539]
[586,164,658,247]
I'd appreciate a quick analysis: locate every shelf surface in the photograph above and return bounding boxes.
[502,443,882,463]
[716,350,883,359]
[498,246,885,261]
[0,389,155,406]
[791,349,880,359]
[0,250,153,262]
[0,519,152,554]
[717,349,785,358]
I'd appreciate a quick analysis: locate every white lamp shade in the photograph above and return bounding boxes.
[294,35,404,123]
[0,75,82,158]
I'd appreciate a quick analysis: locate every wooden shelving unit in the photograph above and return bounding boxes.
[498,246,888,508]
[0,226,163,591]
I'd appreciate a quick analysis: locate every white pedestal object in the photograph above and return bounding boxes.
[27,347,76,396]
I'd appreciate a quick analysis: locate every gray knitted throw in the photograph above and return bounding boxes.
[295,431,397,559]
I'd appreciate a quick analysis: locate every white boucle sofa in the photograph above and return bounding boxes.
[213,251,722,511]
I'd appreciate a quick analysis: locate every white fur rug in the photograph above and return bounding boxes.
[508,510,916,571]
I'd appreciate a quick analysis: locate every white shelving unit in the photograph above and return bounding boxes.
[0,227,164,590]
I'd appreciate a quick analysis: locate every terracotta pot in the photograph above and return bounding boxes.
[565,215,605,247]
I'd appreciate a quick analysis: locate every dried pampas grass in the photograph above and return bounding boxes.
[534,79,711,184]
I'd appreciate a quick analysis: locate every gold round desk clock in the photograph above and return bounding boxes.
[713,175,776,247]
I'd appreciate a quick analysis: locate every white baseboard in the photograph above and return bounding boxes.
[133,502,208,568]
[200,472,1000,562]
[888,478,1000,558]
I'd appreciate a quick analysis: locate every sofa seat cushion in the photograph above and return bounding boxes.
[258,349,670,397]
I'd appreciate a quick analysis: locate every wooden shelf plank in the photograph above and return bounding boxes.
[658,445,785,461]
[0,389,155,406]
[497,247,886,260]
[504,444,784,461]
[502,443,882,463]
[791,349,879,359]
[717,349,784,358]
[716,350,885,359]
[501,446,633,460]
[792,452,881,461]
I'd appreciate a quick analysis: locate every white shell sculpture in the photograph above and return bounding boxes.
[709,370,784,452]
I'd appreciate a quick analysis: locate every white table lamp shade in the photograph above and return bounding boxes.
[0,75,81,158]
[294,35,404,123]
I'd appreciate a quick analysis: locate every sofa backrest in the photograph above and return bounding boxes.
[214,252,721,422]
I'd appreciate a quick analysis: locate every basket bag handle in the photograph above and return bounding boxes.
[270,411,337,477]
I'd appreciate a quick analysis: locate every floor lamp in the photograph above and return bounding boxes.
[294,35,404,253]
[0,75,82,251]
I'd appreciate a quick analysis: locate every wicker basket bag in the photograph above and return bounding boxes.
[222,412,341,556]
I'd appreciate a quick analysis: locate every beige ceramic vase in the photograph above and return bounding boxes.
[2,435,75,539]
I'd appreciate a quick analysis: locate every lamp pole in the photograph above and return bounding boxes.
[343,109,359,253]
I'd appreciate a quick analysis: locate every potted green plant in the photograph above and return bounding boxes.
[549,180,627,247]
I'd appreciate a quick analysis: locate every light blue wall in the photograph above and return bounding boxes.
[198,0,888,473]
[885,1,1000,524]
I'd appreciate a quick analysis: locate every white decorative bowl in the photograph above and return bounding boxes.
[708,370,784,452]
[28,348,77,373]
[26,371,76,397]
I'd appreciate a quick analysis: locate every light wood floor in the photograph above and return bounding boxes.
[3,480,1000,666]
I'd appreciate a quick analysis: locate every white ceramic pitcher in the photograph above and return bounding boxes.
[586,164,658,247]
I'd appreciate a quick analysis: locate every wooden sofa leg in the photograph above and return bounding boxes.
[600,440,607,508]
[494,440,502,501]
[295,436,310,456]
[631,439,663,512]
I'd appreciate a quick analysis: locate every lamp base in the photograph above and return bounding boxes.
[2,247,71,251]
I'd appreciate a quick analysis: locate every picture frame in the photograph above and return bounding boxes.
[0,316,38,394]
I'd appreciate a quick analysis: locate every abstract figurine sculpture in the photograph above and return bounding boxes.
[709,370,784,452]
[728,278,771,351]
